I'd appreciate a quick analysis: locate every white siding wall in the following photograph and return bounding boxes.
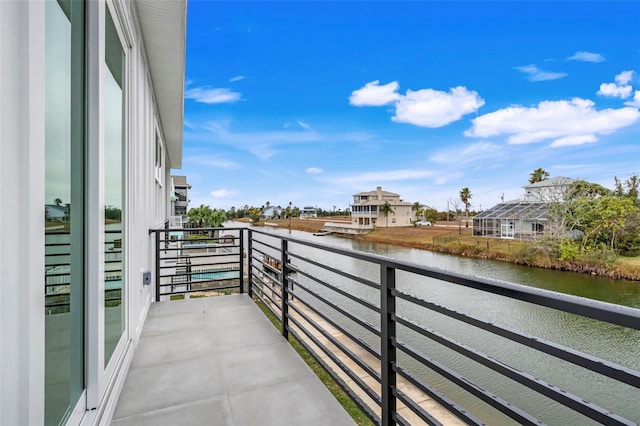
[0,1,179,424]
[0,2,46,424]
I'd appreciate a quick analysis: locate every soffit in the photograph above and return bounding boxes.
[135,0,186,169]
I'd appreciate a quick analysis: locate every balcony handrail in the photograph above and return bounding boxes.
[246,227,640,425]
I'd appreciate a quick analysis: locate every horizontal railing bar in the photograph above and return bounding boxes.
[44,253,70,257]
[250,237,281,253]
[160,264,240,274]
[395,288,640,389]
[159,262,240,271]
[291,279,381,339]
[149,227,246,234]
[252,284,282,310]
[286,324,380,425]
[287,251,381,291]
[288,294,381,375]
[250,228,640,330]
[158,284,240,297]
[287,314,382,407]
[45,263,71,268]
[159,251,238,259]
[393,389,442,426]
[290,269,381,315]
[395,341,539,425]
[394,315,633,425]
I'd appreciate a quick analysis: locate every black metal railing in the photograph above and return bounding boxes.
[149,227,244,301]
[246,228,640,426]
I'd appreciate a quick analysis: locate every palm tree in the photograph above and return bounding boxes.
[529,168,549,184]
[379,201,394,227]
[412,201,422,221]
[187,204,209,228]
[459,187,472,227]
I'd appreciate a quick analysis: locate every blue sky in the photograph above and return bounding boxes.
[180,1,640,212]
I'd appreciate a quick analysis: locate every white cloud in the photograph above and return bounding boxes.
[466,98,640,147]
[392,87,485,128]
[430,142,501,165]
[615,70,634,85]
[306,167,323,174]
[568,51,605,63]
[550,134,598,147]
[297,119,311,130]
[625,90,640,108]
[185,87,241,104]
[597,82,633,99]
[325,169,435,188]
[515,64,567,82]
[349,82,484,127]
[349,80,401,106]
[183,155,239,169]
[210,189,238,198]
[229,75,246,82]
[189,120,376,161]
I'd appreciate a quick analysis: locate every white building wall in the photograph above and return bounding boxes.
[0,2,46,424]
[0,1,182,424]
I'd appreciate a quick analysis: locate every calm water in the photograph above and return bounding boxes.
[236,223,640,424]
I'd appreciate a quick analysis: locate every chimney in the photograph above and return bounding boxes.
[377,186,382,200]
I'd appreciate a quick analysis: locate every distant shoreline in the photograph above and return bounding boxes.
[240,217,640,281]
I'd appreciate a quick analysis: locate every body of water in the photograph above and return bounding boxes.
[234,222,640,424]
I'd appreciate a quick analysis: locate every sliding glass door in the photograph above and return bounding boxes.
[44,0,85,424]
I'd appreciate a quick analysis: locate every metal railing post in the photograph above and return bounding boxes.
[239,229,245,294]
[247,229,253,298]
[154,230,161,302]
[281,239,289,340]
[380,264,397,425]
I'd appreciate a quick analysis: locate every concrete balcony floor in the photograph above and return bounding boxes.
[111,295,355,425]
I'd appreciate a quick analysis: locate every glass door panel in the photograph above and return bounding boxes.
[44,0,84,424]
[104,8,125,366]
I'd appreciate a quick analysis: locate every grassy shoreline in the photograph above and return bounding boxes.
[243,218,640,281]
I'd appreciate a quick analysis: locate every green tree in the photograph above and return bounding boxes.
[412,202,422,221]
[379,201,394,227]
[459,187,472,226]
[187,204,210,228]
[422,207,439,224]
[529,168,550,184]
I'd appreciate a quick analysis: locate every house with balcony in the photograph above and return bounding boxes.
[351,186,413,227]
[473,177,575,239]
[170,175,191,220]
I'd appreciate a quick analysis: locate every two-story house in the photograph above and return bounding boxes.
[351,186,413,227]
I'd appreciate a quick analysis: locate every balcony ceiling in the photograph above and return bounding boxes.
[135,0,186,169]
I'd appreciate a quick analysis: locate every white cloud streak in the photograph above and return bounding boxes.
[515,64,567,82]
[306,167,323,174]
[349,81,484,128]
[210,189,238,198]
[185,87,241,104]
[466,98,640,147]
[324,169,435,188]
[568,51,605,63]
[229,75,246,82]
[183,155,240,169]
